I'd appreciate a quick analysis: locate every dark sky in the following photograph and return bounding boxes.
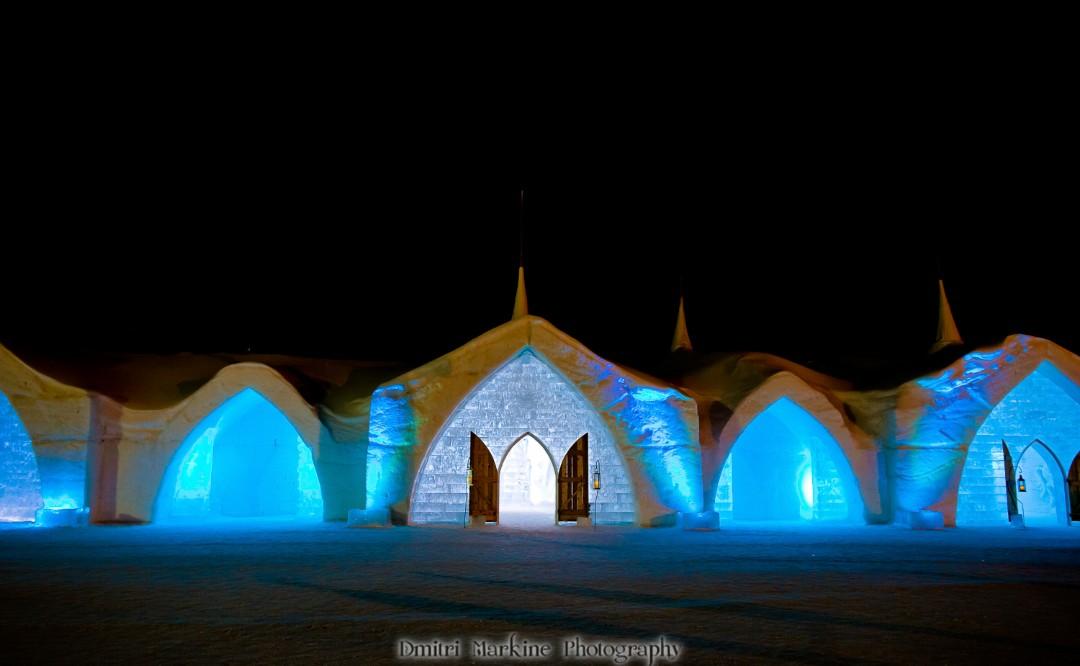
[4,89,1075,374]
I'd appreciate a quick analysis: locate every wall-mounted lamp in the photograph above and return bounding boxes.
[592,464,602,491]
[1017,469,1027,493]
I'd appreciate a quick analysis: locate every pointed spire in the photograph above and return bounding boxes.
[931,279,963,353]
[512,264,529,320]
[671,293,693,353]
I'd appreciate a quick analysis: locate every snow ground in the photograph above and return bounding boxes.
[1,523,1078,664]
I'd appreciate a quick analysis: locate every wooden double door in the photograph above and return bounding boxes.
[468,433,590,523]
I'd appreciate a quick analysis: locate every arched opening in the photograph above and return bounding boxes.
[154,388,323,524]
[1014,440,1068,527]
[410,350,634,526]
[957,361,1079,526]
[714,397,863,524]
[0,390,43,522]
[498,434,557,527]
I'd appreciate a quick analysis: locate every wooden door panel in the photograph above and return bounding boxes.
[469,433,499,522]
[558,434,589,520]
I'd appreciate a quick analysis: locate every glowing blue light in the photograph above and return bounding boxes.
[35,452,86,514]
[155,388,323,522]
[365,384,417,512]
[366,444,411,510]
[174,427,215,508]
[297,438,322,516]
[915,349,1007,392]
[640,445,700,514]
[715,397,862,523]
[41,494,79,510]
[369,384,415,448]
[0,390,43,522]
[799,462,815,509]
[612,380,700,514]
[630,387,681,402]
[957,361,1079,526]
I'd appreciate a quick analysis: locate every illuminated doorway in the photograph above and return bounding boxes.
[1013,440,1068,527]
[498,434,557,527]
[154,388,323,523]
[715,397,863,524]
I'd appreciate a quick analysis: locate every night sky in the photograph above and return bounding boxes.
[5,107,1075,377]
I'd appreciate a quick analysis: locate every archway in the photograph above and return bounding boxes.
[0,390,43,522]
[714,397,864,524]
[498,434,557,527]
[1014,440,1068,526]
[154,388,323,523]
[957,361,1080,526]
[410,350,634,526]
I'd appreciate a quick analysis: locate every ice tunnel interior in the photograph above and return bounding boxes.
[498,434,557,527]
[154,388,323,523]
[715,397,863,524]
[957,361,1080,527]
[0,390,43,522]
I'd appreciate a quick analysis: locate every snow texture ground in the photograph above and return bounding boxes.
[1,523,1078,664]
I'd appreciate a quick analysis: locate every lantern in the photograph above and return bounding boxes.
[592,464,601,491]
[466,462,473,488]
[1017,471,1026,493]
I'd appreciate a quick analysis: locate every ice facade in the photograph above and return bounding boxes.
[154,388,323,522]
[0,390,43,522]
[410,350,635,525]
[5,325,1078,530]
[957,361,1079,526]
[715,397,863,523]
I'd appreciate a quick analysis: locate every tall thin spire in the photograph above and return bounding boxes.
[513,265,528,320]
[671,281,693,352]
[512,188,528,320]
[931,279,963,353]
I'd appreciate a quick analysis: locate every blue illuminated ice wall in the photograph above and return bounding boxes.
[714,398,863,523]
[895,348,1025,517]
[155,388,323,522]
[608,379,701,518]
[0,390,43,522]
[956,361,1080,526]
[368,346,702,525]
[365,383,414,519]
